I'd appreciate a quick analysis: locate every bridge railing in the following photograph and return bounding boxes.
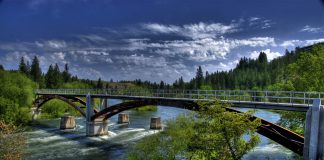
[35,89,324,106]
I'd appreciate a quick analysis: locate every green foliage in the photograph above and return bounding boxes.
[0,70,36,108]
[30,56,43,87]
[40,99,81,119]
[128,114,195,160]
[19,57,29,76]
[62,81,92,89]
[0,71,36,125]
[128,100,261,160]
[200,85,213,90]
[277,111,306,135]
[0,97,32,125]
[62,63,71,83]
[133,105,158,111]
[287,44,324,91]
[195,65,204,89]
[0,120,26,160]
[267,81,295,91]
[96,78,104,89]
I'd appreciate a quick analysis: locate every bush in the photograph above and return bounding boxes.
[0,120,26,160]
[0,70,37,108]
[40,99,82,119]
[0,71,36,125]
[128,100,261,160]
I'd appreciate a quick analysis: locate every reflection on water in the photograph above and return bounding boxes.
[24,99,300,160]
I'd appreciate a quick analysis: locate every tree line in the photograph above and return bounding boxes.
[139,43,324,92]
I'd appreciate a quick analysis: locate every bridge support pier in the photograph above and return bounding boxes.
[118,113,129,124]
[86,94,109,136]
[60,116,76,129]
[86,119,109,136]
[304,99,324,160]
[100,98,108,110]
[150,117,162,129]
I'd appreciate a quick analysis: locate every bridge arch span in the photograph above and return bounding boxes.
[92,99,304,155]
[91,99,199,121]
[34,95,87,117]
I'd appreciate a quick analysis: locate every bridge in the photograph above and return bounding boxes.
[34,89,324,159]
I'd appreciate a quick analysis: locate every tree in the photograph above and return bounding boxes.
[19,57,29,76]
[195,66,204,89]
[62,63,71,83]
[258,52,268,63]
[288,45,324,91]
[0,65,4,71]
[178,76,185,90]
[159,81,165,89]
[45,65,55,88]
[30,56,42,84]
[128,100,261,160]
[53,63,63,88]
[96,78,103,89]
[0,70,35,125]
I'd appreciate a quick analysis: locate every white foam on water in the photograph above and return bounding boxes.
[109,131,117,136]
[116,128,146,134]
[116,129,161,143]
[252,143,290,153]
[79,147,99,154]
[243,143,294,160]
[28,133,82,144]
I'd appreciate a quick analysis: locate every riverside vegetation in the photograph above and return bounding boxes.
[0,43,323,159]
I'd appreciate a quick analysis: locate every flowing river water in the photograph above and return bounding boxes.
[24,99,301,160]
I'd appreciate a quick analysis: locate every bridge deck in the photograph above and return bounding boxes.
[37,92,311,111]
[34,89,311,155]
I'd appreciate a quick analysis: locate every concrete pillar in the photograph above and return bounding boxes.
[86,94,93,122]
[150,117,162,129]
[303,99,324,160]
[31,107,41,121]
[100,98,108,110]
[60,116,76,129]
[118,113,129,124]
[86,94,109,136]
[86,118,109,136]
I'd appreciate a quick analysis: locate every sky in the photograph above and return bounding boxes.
[0,0,324,83]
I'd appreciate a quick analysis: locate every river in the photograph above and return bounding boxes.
[23,99,301,160]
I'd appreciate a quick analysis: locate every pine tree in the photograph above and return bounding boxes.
[159,81,165,89]
[19,57,29,76]
[30,56,42,84]
[45,65,55,88]
[195,66,203,89]
[62,63,71,83]
[53,63,62,88]
[96,78,103,89]
[105,83,109,89]
[26,61,31,75]
[0,65,4,71]
[179,76,185,90]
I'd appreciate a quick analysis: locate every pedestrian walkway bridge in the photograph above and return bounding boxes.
[34,89,324,159]
[35,89,324,111]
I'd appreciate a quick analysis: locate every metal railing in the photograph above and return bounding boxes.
[35,89,324,106]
